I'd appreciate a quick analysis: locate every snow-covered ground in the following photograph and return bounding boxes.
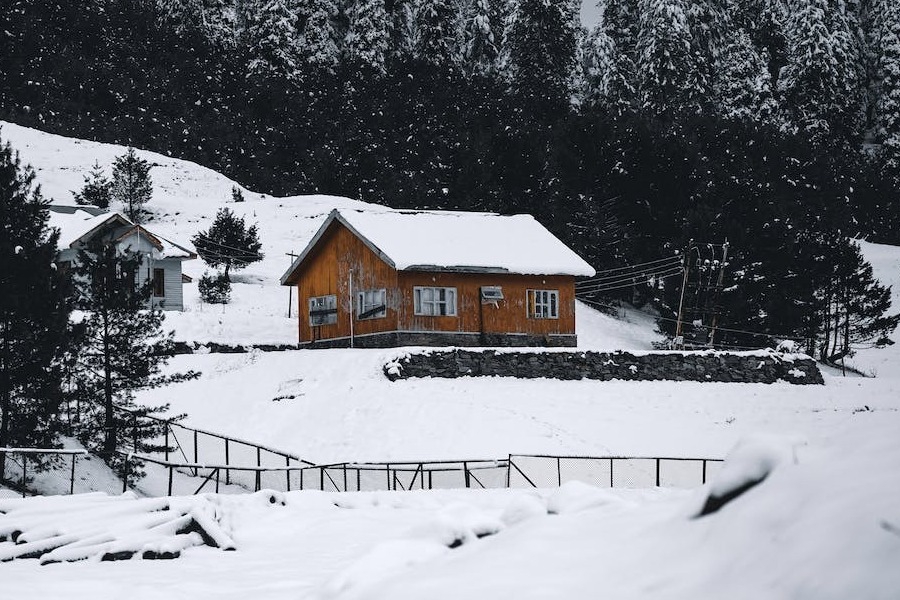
[3,421,898,599]
[3,121,900,597]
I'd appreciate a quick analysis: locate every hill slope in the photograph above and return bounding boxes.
[4,121,900,466]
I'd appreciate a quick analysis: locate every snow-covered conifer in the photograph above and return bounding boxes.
[345,0,392,73]
[461,0,499,75]
[777,0,865,141]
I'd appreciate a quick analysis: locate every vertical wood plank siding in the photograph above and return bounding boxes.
[292,221,577,343]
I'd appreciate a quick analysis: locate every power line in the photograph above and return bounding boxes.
[578,255,682,283]
[575,269,684,294]
[192,233,263,259]
[576,266,684,293]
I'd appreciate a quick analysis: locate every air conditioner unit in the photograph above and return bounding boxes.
[480,286,504,302]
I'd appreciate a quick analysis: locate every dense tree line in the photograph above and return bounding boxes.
[1,0,898,357]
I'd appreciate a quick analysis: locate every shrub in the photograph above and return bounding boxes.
[198,271,231,304]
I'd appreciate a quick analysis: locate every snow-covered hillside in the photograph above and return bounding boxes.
[1,120,655,348]
[4,120,900,466]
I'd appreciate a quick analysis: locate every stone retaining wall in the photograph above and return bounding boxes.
[383,349,824,384]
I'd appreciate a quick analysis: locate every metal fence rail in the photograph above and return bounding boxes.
[3,448,725,498]
[507,454,723,489]
[116,407,316,480]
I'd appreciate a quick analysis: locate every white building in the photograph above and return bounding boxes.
[48,205,196,311]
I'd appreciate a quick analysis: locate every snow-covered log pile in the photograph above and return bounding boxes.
[385,349,824,384]
[0,492,236,564]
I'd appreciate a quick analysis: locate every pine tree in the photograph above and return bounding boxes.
[72,161,113,209]
[414,0,459,65]
[297,0,340,70]
[461,0,499,76]
[344,0,391,73]
[191,207,264,280]
[111,148,153,222]
[635,0,706,121]
[0,140,71,478]
[872,0,900,167]
[715,28,778,123]
[243,0,301,82]
[69,238,197,464]
[502,0,580,115]
[581,0,639,112]
[777,0,865,141]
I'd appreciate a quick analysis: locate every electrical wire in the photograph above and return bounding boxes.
[576,266,684,293]
[577,255,683,283]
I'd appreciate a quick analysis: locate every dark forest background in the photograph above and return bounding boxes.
[2,0,899,358]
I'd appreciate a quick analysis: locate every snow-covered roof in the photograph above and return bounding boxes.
[47,207,195,260]
[281,208,596,284]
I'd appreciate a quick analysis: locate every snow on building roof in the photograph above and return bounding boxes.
[281,208,596,284]
[47,207,195,259]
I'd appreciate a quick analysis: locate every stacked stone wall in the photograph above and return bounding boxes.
[384,349,824,384]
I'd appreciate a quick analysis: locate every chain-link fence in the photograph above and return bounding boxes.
[0,448,123,497]
[507,454,723,489]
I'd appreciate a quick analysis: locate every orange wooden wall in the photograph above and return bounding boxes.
[290,221,576,343]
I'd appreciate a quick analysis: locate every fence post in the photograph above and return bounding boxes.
[464,462,470,488]
[21,453,27,498]
[609,459,614,488]
[193,430,199,465]
[225,439,231,485]
[702,460,707,485]
[164,423,170,462]
[70,454,77,495]
[286,456,291,492]
[557,457,562,487]
[343,463,348,492]
[122,455,129,494]
[386,464,390,491]
[655,458,661,487]
[168,465,174,496]
[132,414,139,453]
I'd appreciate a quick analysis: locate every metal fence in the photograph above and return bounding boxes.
[117,408,316,478]
[507,454,723,489]
[3,447,723,498]
[0,448,125,497]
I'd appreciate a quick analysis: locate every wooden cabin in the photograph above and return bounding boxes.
[280,208,596,348]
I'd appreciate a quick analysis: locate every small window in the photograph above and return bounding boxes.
[527,289,559,319]
[414,286,457,316]
[152,268,165,297]
[480,286,504,302]
[309,294,338,326]
[357,289,387,320]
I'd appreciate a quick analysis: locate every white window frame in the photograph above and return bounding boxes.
[527,289,559,319]
[309,294,338,326]
[357,288,387,320]
[413,286,457,316]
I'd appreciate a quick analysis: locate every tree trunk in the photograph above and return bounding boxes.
[0,319,10,482]
[102,313,116,457]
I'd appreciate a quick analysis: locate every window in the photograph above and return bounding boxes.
[527,289,559,319]
[309,294,338,326]
[152,268,165,297]
[357,289,387,320]
[414,286,457,316]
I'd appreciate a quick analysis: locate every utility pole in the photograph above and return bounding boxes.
[707,240,729,347]
[285,252,298,318]
[674,239,692,349]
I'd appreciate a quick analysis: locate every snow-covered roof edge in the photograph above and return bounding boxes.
[280,208,595,285]
[281,209,393,285]
[50,207,196,260]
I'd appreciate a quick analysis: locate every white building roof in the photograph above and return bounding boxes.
[281,208,596,284]
[47,207,195,259]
